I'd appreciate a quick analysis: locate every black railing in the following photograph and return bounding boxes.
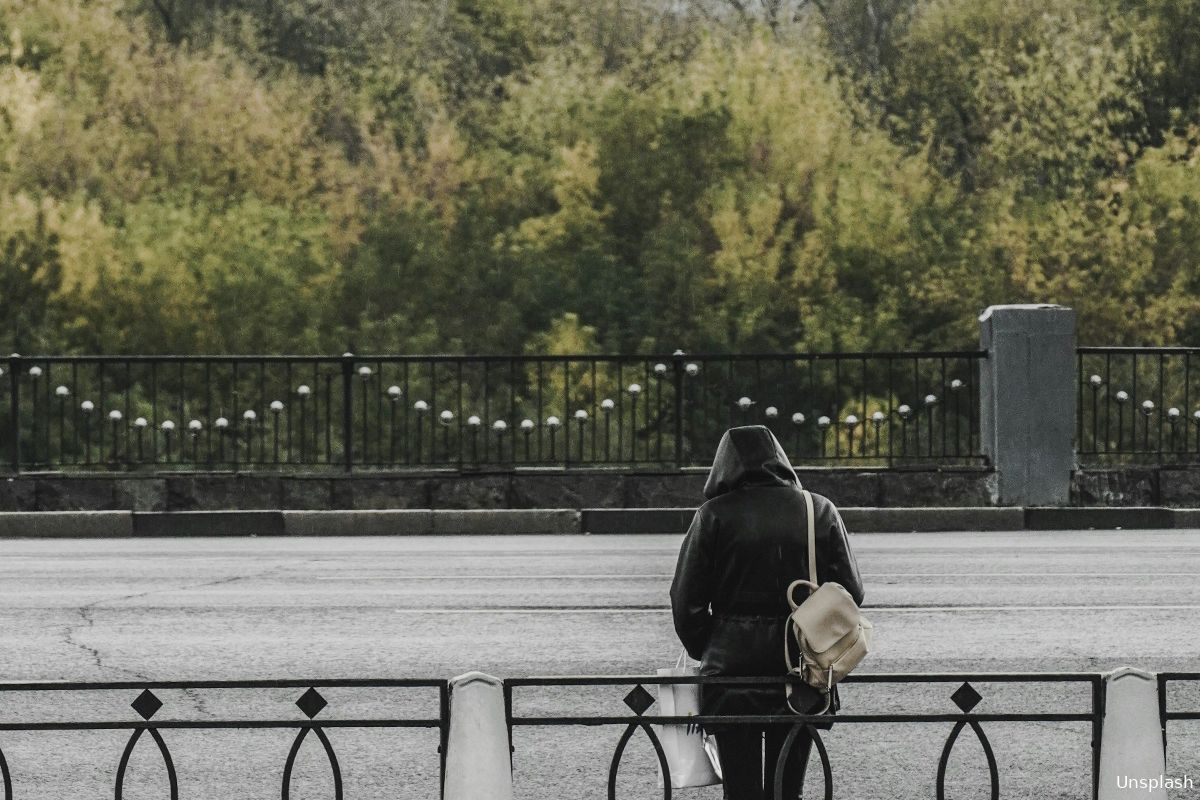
[0,351,986,472]
[0,678,448,799]
[1158,672,1200,758]
[1077,347,1200,463]
[504,672,1104,800]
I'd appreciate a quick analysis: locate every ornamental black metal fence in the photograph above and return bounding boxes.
[0,678,448,800]
[504,672,1104,800]
[1077,347,1200,463]
[0,352,985,472]
[1158,672,1200,758]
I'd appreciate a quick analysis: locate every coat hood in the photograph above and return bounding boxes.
[702,425,801,500]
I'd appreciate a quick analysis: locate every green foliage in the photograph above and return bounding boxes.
[2,0,1200,357]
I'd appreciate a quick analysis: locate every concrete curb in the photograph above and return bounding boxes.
[133,511,285,537]
[0,506,1198,537]
[0,511,133,538]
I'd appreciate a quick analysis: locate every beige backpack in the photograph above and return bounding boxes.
[783,489,873,714]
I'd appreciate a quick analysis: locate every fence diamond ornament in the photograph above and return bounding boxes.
[296,687,329,719]
[131,689,163,720]
[623,685,654,716]
[951,682,982,713]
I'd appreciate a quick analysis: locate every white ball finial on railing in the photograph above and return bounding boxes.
[270,400,284,413]
[215,417,229,429]
[55,385,70,398]
[161,420,176,432]
[440,410,454,424]
[574,409,588,421]
[188,419,203,432]
[297,384,312,397]
[467,415,481,427]
[546,416,561,429]
[601,398,615,411]
[791,412,805,425]
[764,406,778,419]
[388,385,402,400]
[81,400,95,413]
[493,419,507,432]
[736,396,753,411]
[520,419,534,431]
[414,400,429,413]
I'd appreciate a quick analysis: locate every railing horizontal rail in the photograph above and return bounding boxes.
[505,671,1100,686]
[0,719,444,731]
[0,678,445,691]
[508,713,1096,725]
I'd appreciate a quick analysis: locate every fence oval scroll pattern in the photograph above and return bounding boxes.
[282,687,344,800]
[115,690,179,800]
[606,721,672,800]
[0,744,12,800]
[772,723,832,800]
[935,682,999,800]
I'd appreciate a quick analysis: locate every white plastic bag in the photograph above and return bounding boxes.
[656,651,722,788]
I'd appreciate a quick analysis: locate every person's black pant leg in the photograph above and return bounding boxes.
[714,726,764,800]
[763,724,812,799]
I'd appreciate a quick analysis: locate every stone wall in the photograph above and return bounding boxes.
[1072,467,1200,507]
[0,467,997,511]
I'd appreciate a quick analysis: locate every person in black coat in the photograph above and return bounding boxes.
[670,425,865,800]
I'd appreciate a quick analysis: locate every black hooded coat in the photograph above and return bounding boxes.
[669,426,865,726]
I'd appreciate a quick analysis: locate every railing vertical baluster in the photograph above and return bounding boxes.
[484,362,492,464]
[404,361,412,465]
[673,354,684,469]
[458,360,465,470]
[342,353,353,472]
[285,362,293,464]
[562,360,570,467]
[615,362,622,463]
[8,354,20,473]
[1077,351,1085,457]
[436,362,446,465]
[1180,352,1190,460]
[98,361,106,462]
[1158,354,1165,461]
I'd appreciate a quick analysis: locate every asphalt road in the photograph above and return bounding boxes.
[2,530,1199,799]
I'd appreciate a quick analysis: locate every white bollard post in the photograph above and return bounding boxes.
[1098,667,1167,800]
[443,672,514,800]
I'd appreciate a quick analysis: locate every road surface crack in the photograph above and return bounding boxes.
[59,565,285,717]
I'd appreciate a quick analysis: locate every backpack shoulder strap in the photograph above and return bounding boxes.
[802,489,817,586]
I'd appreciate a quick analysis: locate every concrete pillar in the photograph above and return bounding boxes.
[978,304,1077,505]
[1098,667,1167,800]
[443,672,513,800]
